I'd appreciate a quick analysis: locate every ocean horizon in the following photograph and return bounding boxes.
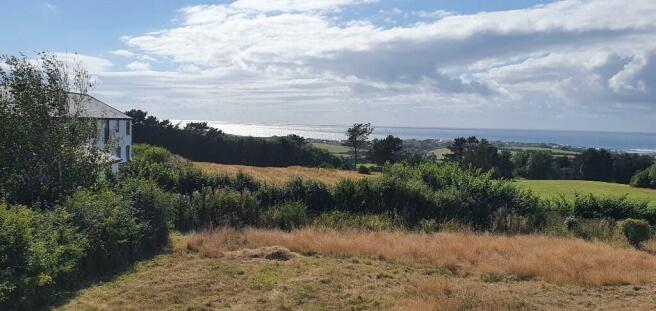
[173,120,656,153]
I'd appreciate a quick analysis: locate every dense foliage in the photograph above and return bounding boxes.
[125,110,346,168]
[620,219,651,248]
[442,138,654,184]
[444,137,513,179]
[631,163,656,189]
[0,54,101,207]
[369,135,403,165]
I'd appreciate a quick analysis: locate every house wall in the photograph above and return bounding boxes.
[96,118,132,172]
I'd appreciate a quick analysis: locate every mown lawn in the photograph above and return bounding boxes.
[516,179,656,207]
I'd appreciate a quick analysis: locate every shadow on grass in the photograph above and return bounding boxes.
[43,241,174,311]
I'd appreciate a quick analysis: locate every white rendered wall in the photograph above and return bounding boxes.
[96,119,132,173]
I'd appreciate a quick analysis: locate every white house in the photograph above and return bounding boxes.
[69,93,132,173]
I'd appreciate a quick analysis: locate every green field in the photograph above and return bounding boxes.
[502,146,580,156]
[516,179,656,207]
[311,143,350,155]
[431,147,450,159]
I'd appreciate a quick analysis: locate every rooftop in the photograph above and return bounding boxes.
[68,93,131,120]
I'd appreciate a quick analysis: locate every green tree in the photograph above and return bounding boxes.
[369,135,403,165]
[0,54,101,207]
[575,148,613,181]
[343,123,374,169]
[444,136,513,179]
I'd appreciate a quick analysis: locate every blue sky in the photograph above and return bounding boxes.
[2,0,656,132]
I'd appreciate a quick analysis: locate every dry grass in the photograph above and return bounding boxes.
[194,162,377,185]
[60,232,656,311]
[395,278,531,311]
[188,228,656,286]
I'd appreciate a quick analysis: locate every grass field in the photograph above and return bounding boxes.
[59,229,656,310]
[516,179,656,207]
[431,147,450,159]
[503,146,580,156]
[311,143,350,155]
[194,162,377,185]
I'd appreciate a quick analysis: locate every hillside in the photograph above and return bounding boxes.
[59,229,656,310]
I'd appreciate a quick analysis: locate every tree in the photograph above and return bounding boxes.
[444,136,513,178]
[0,54,101,206]
[575,148,613,181]
[512,150,556,179]
[369,135,403,165]
[612,153,653,184]
[343,123,374,169]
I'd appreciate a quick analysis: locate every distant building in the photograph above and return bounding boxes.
[69,93,132,173]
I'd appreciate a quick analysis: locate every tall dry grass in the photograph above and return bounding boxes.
[193,162,377,185]
[186,228,656,286]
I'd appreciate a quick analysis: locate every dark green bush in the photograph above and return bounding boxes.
[59,189,144,275]
[620,218,651,248]
[119,179,172,252]
[259,201,308,231]
[186,188,260,230]
[0,202,86,310]
[357,165,371,174]
[552,194,656,224]
[332,162,545,230]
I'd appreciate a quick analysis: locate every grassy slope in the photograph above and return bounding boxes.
[311,143,350,155]
[59,231,656,310]
[516,179,656,207]
[194,162,377,185]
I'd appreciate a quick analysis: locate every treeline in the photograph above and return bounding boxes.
[441,136,654,184]
[126,110,347,168]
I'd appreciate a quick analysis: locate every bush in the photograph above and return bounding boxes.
[120,179,171,252]
[0,202,86,310]
[186,188,260,230]
[620,219,651,248]
[312,211,402,231]
[357,165,371,174]
[552,194,656,224]
[259,201,308,231]
[59,189,144,275]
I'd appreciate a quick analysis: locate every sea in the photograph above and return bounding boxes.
[173,120,656,154]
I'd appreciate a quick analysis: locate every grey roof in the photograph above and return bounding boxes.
[68,93,131,120]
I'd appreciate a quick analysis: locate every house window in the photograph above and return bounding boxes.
[126,121,131,135]
[114,120,120,132]
[116,146,121,158]
[126,145,131,161]
[104,119,110,143]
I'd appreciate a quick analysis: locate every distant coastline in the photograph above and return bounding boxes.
[172,120,656,154]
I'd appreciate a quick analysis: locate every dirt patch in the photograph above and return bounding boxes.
[223,246,298,262]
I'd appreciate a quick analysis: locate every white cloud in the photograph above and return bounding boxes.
[229,0,376,12]
[53,52,113,73]
[91,0,656,131]
[125,61,151,71]
[111,49,135,57]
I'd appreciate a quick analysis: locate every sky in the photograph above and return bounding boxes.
[2,0,656,132]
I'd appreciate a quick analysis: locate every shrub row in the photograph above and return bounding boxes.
[0,179,171,310]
